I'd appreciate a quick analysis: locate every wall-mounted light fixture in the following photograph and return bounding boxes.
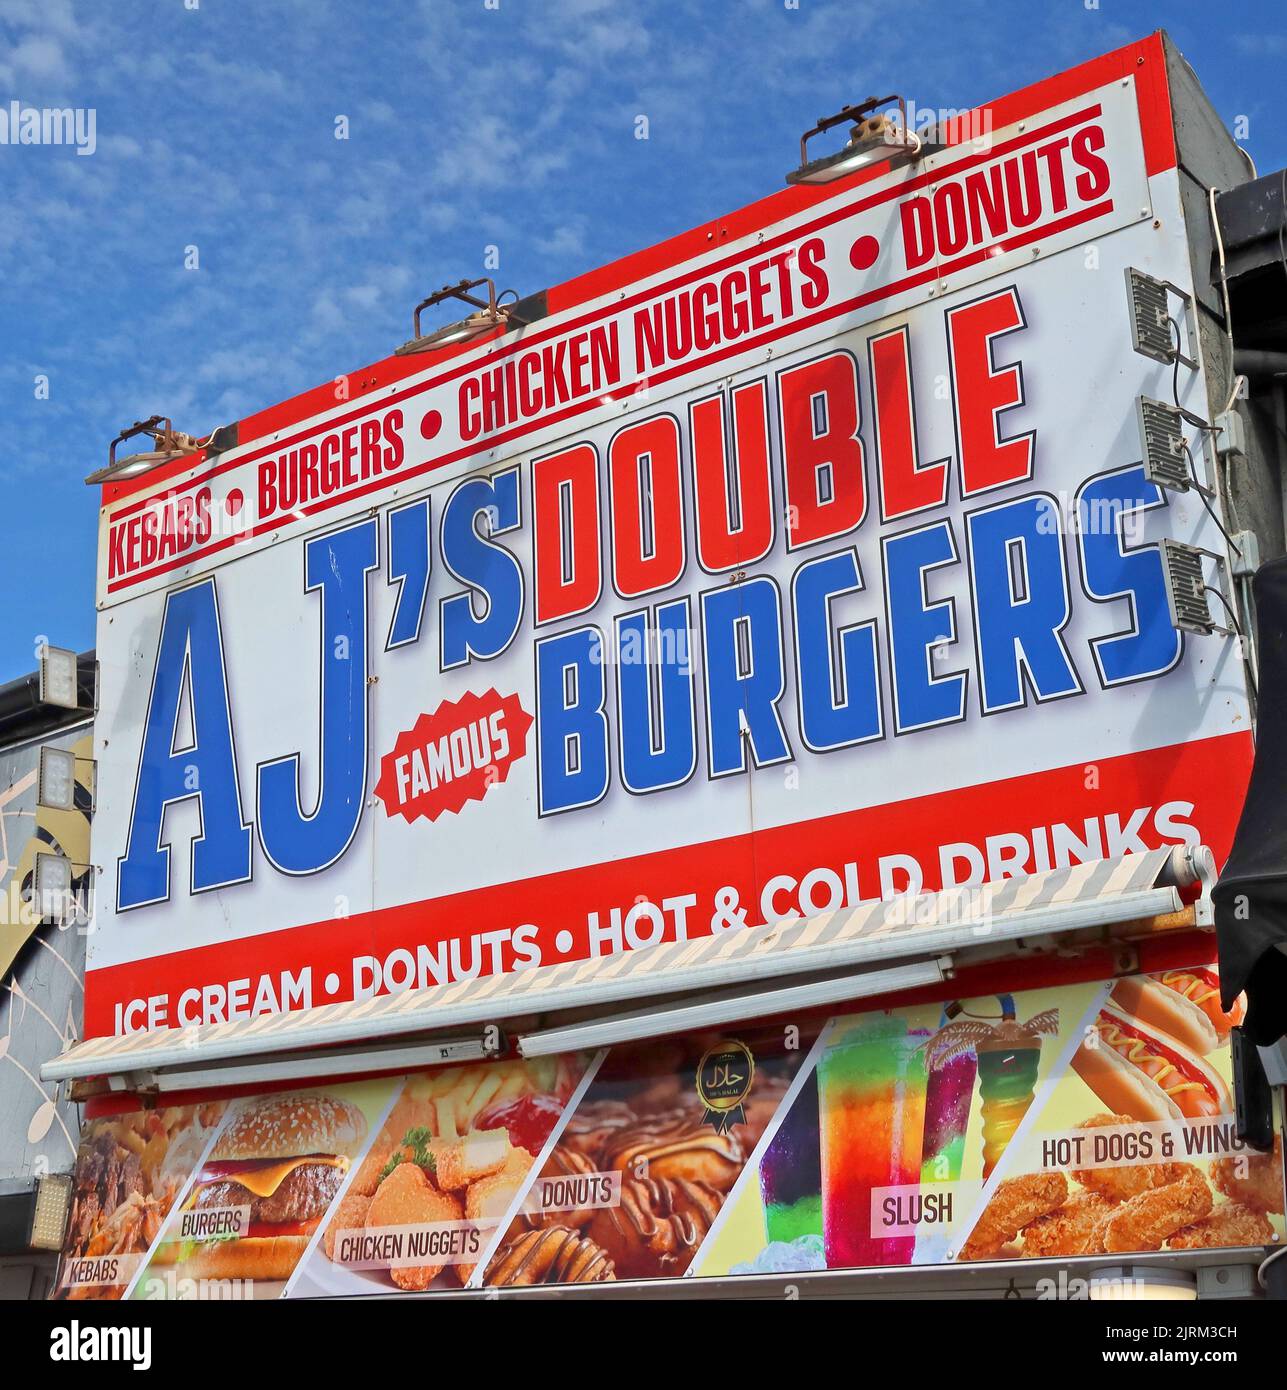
[395,278,529,355]
[37,745,94,812]
[37,646,80,710]
[786,95,936,186]
[85,416,200,486]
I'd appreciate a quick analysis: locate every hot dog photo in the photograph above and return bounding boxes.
[954,965,1282,1263]
[691,963,1283,1280]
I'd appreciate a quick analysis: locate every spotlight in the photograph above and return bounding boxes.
[786,95,934,186]
[395,278,528,355]
[38,745,88,811]
[37,646,80,710]
[85,416,200,486]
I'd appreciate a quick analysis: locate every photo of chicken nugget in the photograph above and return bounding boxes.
[1167,1202,1275,1249]
[959,1172,1068,1261]
[1103,1166,1211,1252]
[364,1161,463,1291]
[1020,1191,1114,1257]
[323,1190,372,1261]
[1213,1137,1285,1215]
[349,1139,394,1197]
[1071,1114,1178,1202]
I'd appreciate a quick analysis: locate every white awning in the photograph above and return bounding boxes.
[43,845,1207,1088]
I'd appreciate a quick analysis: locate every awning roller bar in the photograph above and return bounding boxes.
[43,847,1196,1085]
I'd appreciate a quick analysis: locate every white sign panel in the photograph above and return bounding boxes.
[86,73,1252,1038]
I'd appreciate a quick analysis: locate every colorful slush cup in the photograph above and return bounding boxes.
[919,1003,976,1183]
[923,997,1060,1179]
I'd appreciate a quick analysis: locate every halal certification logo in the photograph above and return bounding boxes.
[696,1039,754,1135]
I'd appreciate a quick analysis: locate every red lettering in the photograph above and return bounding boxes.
[778,351,866,549]
[383,409,404,468]
[871,326,946,521]
[933,181,969,256]
[258,462,277,519]
[360,418,383,477]
[947,287,1033,496]
[900,196,934,269]
[1003,150,1042,228]
[691,381,774,571]
[964,166,1008,244]
[609,415,685,596]
[109,520,127,578]
[797,237,828,307]
[1071,124,1110,201]
[532,442,601,623]
[720,269,750,339]
[195,487,212,544]
[1036,136,1070,214]
[320,433,341,492]
[459,380,481,441]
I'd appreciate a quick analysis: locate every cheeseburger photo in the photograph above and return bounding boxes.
[176,1092,367,1282]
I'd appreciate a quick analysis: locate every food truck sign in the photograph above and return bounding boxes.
[88,62,1252,1038]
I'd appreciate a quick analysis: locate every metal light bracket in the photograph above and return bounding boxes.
[396,278,529,355]
[1136,396,1210,495]
[1160,539,1232,636]
[1125,268,1197,368]
[86,416,200,486]
[787,94,939,185]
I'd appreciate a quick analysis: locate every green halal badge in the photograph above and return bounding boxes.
[696,1040,755,1135]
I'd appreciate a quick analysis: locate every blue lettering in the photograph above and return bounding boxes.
[387,498,431,649]
[536,627,609,814]
[258,518,378,875]
[441,466,523,669]
[702,577,791,776]
[1078,466,1182,686]
[117,579,250,910]
[968,495,1081,712]
[616,599,696,793]
[793,550,881,750]
[883,522,967,732]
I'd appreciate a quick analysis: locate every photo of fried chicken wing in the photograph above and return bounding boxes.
[1071,1114,1179,1202]
[1167,1203,1275,1250]
[1020,1191,1114,1257]
[1212,1137,1285,1215]
[1103,1166,1212,1252]
[960,1172,1068,1261]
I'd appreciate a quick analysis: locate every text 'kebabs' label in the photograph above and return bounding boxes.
[60,1253,146,1290]
[1038,1115,1251,1170]
[333,1218,497,1269]
[523,1168,621,1217]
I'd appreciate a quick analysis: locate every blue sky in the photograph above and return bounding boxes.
[1,0,1284,685]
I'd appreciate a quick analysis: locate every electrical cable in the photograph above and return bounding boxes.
[1207,185,1247,416]
[1259,1241,1287,1291]
[1167,316,1225,433]
[1180,442,1240,555]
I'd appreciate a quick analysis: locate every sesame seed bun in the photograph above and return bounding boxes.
[211,1093,367,1163]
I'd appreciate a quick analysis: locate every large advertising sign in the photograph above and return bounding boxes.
[55,962,1283,1298]
[86,41,1252,1037]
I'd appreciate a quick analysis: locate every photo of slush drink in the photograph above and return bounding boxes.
[759,1071,822,1242]
[818,1015,927,1268]
[920,1004,977,1184]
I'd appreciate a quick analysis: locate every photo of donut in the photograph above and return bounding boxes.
[483,1028,809,1286]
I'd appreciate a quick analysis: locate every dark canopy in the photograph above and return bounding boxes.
[1214,556,1287,1043]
